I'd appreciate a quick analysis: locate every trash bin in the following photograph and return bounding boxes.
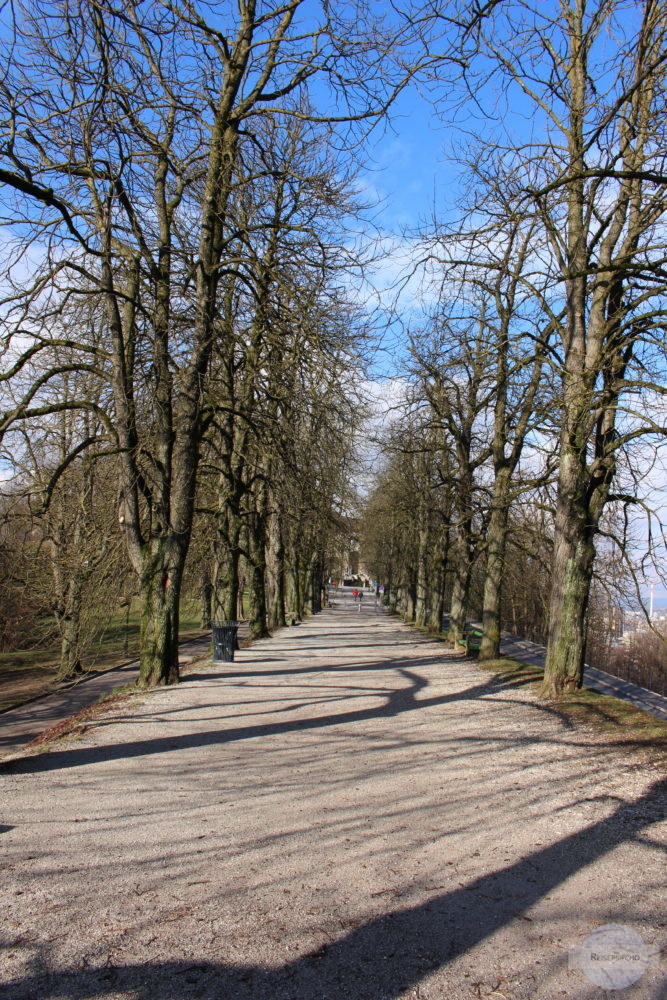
[210,620,241,662]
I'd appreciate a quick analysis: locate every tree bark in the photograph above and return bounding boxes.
[414,520,429,627]
[211,510,242,622]
[404,568,417,623]
[248,481,270,640]
[286,565,302,620]
[137,541,182,687]
[447,504,472,645]
[479,487,509,661]
[428,538,448,632]
[543,461,597,694]
[267,510,286,629]
[54,580,85,681]
[200,577,212,628]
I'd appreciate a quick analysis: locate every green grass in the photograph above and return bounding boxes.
[477,656,667,763]
[0,597,206,712]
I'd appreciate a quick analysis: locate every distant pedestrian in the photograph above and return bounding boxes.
[352,588,358,598]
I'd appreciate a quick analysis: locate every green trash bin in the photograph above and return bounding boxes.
[210,620,241,662]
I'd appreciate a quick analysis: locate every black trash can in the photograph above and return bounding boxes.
[210,620,241,662]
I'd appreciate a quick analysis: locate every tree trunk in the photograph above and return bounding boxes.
[249,556,269,638]
[479,498,509,661]
[447,518,472,645]
[221,546,242,622]
[138,542,182,687]
[541,0,594,697]
[448,572,467,646]
[237,563,246,618]
[428,531,449,632]
[55,579,85,682]
[211,506,242,622]
[267,512,286,629]
[299,563,311,619]
[200,577,212,628]
[310,552,324,614]
[248,487,270,640]
[290,568,300,619]
[414,521,429,627]
[428,569,445,633]
[542,450,598,695]
[404,568,417,622]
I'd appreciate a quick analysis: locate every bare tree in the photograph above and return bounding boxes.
[0,0,418,686]
[438,0,667,691]
[420,202,556,657]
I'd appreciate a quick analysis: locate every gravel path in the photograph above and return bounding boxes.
[1,599,665,999]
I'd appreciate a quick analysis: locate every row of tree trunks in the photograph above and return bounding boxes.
[0,0,421,689]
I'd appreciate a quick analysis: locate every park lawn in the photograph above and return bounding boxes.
[0,598,206,713]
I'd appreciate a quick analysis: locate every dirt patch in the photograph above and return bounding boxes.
[24,690,139,750]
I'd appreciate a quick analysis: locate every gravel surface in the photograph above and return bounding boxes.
[1,598,665,999]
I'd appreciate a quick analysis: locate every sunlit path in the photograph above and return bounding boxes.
[1,598,665,999]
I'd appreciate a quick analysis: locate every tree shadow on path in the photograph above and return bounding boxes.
[4,777,665,999]
[2,664,571,775]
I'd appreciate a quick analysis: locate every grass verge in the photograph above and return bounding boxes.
[477,656,667,766]
[21,689,140,753]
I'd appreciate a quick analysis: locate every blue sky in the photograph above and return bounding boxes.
[365,88,454,233]
[349,86,459,372]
